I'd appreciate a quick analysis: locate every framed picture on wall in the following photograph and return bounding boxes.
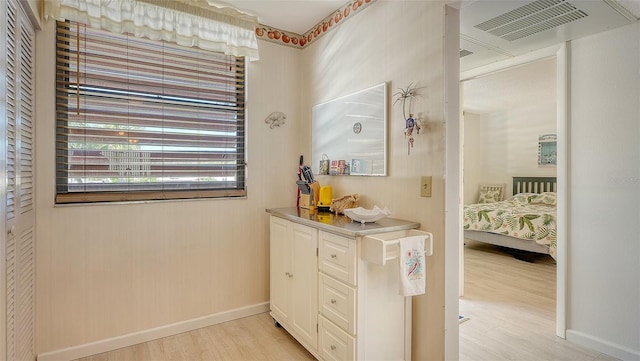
[538,134,557,167]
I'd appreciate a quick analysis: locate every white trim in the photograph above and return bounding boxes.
[458,42,568,342]
[36,302,270,361]
[566,330,640,361]
[405,297,412,360]
[444,5,461,361]
[460,44,560,81]
[21,0,43,29]
[555,42,569,339]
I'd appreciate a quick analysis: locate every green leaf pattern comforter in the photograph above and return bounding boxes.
[464,192,557,259]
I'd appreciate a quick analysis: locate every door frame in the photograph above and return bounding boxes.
[443,5,461,360]
[455,42,569,339]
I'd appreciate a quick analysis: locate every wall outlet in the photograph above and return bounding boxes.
[420,176,432,197]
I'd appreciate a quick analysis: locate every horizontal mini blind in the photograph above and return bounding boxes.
[55,21,246,203]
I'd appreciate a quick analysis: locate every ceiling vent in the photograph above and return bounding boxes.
[474,0,588,41]
[459,49,474,58]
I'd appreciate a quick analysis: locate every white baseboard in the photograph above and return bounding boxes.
[566,329,640,361]
[37,302,270,361]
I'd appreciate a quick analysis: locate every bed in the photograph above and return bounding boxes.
[464,177,557,260]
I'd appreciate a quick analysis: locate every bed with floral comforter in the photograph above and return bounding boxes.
[464,192,557,259]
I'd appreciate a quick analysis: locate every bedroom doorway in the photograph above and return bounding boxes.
[458,45,568,349]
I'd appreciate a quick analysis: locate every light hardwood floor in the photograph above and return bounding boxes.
[77,240,621,361]
[460,239,619,361]
[75,312,315,361]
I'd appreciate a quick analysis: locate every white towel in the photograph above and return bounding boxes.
[398,236,426,296]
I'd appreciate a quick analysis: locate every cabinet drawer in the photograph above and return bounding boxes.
[319,231,356,285]
[319,315,355,361]
[319,273,356,335]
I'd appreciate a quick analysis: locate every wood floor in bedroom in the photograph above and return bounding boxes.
[460,239,619,361]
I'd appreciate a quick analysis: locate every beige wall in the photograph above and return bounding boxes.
[462,112,482,205]
[35,21,303,353]
[567,21,640,359]
[463,58,557,203]
[301,1,446,359]
[35,1,448,358]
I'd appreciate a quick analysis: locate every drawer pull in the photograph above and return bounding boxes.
[330,299,337,304]
[330,345,336,351]
[330,254,337,259]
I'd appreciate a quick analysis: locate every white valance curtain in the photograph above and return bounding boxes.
[45,0,260,60]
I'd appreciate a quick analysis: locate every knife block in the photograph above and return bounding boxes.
[299,194,310,209]
[299,182,320,209]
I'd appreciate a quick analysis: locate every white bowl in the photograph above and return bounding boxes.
[343,206,391,224]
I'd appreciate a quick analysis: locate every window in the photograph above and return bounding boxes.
[55,21,246,204]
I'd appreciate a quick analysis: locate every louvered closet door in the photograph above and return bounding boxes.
[3,0,35,360]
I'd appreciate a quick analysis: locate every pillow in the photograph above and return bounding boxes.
[509,193,537,204]
[477,189,501,203]
[528,192,557,206]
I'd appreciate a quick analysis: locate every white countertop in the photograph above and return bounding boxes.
[266,207,420,237]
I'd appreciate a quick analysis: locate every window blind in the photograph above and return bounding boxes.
[55,21,246,203]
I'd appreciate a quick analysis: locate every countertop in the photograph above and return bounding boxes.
[266,207,420,237]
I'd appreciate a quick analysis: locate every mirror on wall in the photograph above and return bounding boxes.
[311,83,387,176]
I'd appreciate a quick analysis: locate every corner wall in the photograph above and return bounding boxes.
[567,21,640,360]
[300,1,447,359]
[34,21,303,355]
[462,58,557,203]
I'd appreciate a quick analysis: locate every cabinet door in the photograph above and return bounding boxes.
[319,231,356,286]
[2,1,35,360]
[290,223,318,348]
[269,216,291,323]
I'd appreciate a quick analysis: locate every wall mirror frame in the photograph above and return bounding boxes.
[311,82,388,176]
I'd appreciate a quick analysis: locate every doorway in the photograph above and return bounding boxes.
[457,45,568,353]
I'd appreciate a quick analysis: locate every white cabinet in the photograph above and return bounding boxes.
[318,231,356,285]
[269,216,291,323]
[318,315,355,361]
[290,223,319,348]
[317,230,411,361]
[269,216,318,352]
[1,1,36,360]
[269,212,428,361]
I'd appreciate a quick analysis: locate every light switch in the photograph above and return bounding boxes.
[420,176,432,197]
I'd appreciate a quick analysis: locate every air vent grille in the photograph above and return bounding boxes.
[474,0,588,41]
[502,10,587,41]
[488,3,578,37]
[460,49,474,58]
[474,0,564,31]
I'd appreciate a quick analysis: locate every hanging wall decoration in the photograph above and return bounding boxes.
[538,134,557,167]
[393,83,422,155]
[265,111,286,128]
